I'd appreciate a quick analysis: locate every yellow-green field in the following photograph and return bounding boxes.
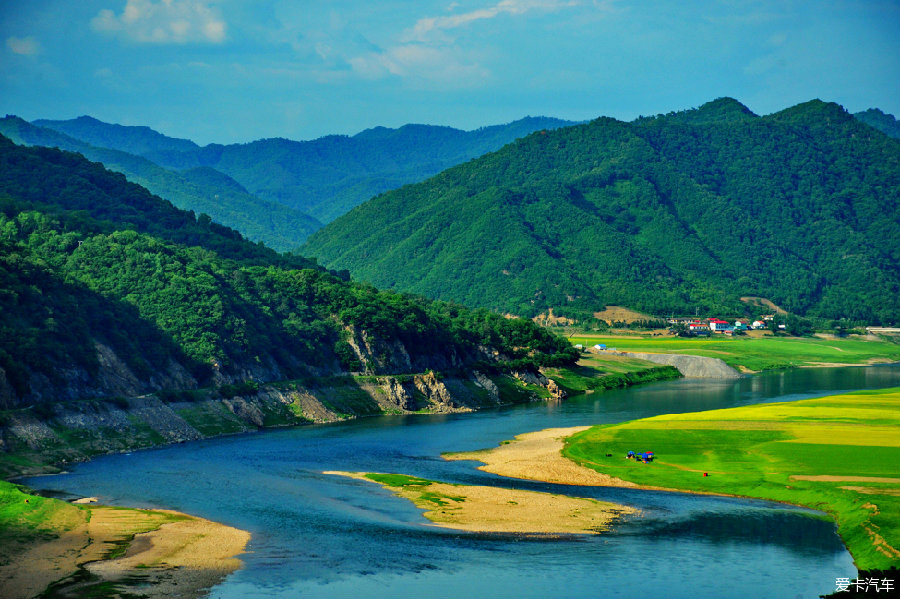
[562,387,900,569]
[567,334,900,372]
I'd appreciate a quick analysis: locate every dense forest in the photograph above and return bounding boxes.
[32,115,575,225]
[0,136,576,409]
[304,99,900,324]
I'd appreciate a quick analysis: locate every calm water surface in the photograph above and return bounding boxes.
[26,366,900,599]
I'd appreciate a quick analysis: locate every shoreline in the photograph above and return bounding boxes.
[442,426,811,501]
[444,427,686,493]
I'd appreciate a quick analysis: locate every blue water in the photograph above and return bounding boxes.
[26,365,900,598]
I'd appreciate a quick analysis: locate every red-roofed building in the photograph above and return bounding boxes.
[708,318,732,333]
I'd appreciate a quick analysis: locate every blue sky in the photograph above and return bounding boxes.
[2,1,898,144]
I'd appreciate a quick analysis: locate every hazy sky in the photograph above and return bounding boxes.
[2,1,898,144]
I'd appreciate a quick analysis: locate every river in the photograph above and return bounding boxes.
[25,365,900,598]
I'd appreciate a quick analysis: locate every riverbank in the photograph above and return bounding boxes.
[0,481,250,599]
[0,371,552,479]
[566,334,900,373]
[456,388,900,570]
[0,361,681,480]
[326,471,637,535]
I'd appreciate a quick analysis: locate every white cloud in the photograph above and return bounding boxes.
[345,0,580,86]
[91,0,227,44]
[349,44,488,86]
[404,0,579,42]
[6,36,40,55]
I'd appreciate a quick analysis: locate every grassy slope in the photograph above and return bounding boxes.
[562,387,900,569]
[567,335,900,371]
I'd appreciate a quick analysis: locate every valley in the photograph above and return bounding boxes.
[0,97,897,598]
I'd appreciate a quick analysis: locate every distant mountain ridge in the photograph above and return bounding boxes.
[303,98,900,324]
[34,114,200,156]
[32,115,578,224]
[0,116,322,251]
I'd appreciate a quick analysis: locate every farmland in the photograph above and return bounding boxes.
[562,387,900,569]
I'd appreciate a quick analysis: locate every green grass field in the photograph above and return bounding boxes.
[562,387,900,569]
[567,334,900,372]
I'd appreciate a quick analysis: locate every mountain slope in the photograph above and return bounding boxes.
[303,99,900,323]
[34,116,577,224]
[0,117,322,250]
[0,136,576,408]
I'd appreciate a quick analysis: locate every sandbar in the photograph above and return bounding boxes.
[327,471,637,535]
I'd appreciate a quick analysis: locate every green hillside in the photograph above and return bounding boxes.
[34,115,576,224]
[303,98,900,324]
[0,136,576,409]
[0,117,321,251]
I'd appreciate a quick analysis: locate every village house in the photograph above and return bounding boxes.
[708,318,733,333]
[688,321,709,334]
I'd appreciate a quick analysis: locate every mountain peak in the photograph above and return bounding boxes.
[635,97,757,126]
[696,97,756,118]
[769,99,851,123]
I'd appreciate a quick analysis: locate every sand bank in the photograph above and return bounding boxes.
[327,471,636,535]
[443,426,640,488]
[0,504,249,599]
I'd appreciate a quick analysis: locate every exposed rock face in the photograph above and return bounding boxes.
[414,371,457,412]
[383,377,415,411]
[513,370,549,386]
[344,326,461,375]
[222,398,265,428]
[546,378,566,400]
[473,371,501,403]
[610,351,741,379]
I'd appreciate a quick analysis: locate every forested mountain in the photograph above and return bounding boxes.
[854,108,900,139]
[0,116,321,251]
[304,98,900,324]
[0,135,576,408]
[34,115,576,224]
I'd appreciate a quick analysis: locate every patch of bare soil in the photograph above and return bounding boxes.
[593,306,655,324]
[740,296,788,314]
[533,308,576,326]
